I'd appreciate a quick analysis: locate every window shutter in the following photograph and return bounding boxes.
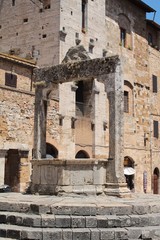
[152,75,157,93]
[153,120,159,138]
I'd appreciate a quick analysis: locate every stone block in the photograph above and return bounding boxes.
[30,204,51,214]
[62,229,72,240]
[127,227,142,239]
[7,229,21,239]
[41,215,55,227]
[86,216,97,228]
[55,215,71,228]
[40,165,58,185]
[130,215,140,227]
[72,229,90,240]
[0,214,6,223]
[119,215,131,227]
[43,229,62,240]
[100,229,115,240]
[23,215,41,227]
[114,228,128,239]
[90,229,100,240]
[97,216,108,228]
[0,229,6,238]
[71,216,85,228]
[21,228,43,239]
[133,204,150,215]
[107,215,121,228]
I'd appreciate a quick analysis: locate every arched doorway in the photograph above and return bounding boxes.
[124,156,135,191]
[153,167,159,194]
[75,150,90,159]
[46,143,58,158]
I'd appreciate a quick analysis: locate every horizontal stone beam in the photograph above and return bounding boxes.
[33,55,120,84]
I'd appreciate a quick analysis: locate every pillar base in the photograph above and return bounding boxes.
[104,182,132,198]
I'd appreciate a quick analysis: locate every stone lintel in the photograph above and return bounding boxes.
[33,56,120,84]
[31,159,108,166]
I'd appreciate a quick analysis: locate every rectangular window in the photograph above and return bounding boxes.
[120,28,126,47]
[153,120,159,138]
[152,75,158,93]
[5,73,17,88]
[124,91,129,113]
[82,0,87,32]
[12,0,15,6]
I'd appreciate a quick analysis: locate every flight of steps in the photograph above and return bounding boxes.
[0,200,160,239]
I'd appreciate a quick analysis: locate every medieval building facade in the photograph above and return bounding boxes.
[0,0,160,194]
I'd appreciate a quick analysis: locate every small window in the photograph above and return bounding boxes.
[5,73,17,88]
[124,91,129,113]
[23,18,28,23]
[153,120,159,138]
[148,33,153,45]
[82,0,87,32]
[120,28,126,47]
[12,0,15,6]
[152,75,158,93]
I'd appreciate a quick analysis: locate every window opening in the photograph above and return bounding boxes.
[120,28,126,47]
[152,75,158,93]
[148,33,153,45]
[12,0,15,6]
[153,120,159,138]
[82,0,87,32]
[23,18,28,23]
[124,91,129,113]
[5,73,17,88]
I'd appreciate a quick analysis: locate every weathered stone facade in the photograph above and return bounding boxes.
[0,0,160,195]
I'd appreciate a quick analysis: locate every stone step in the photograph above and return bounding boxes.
[1,211,160,229]
[0,224,160,239]
[1,201,160,216]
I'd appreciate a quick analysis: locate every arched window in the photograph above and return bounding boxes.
[75,150,90,158]
[46,143,58,158]
[124,80,133,115]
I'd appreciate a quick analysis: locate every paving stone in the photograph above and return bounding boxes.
[72,229,90,240]
[71,216,85,228]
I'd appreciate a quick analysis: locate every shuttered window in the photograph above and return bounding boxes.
[152,75,158,93]
[124,91,129,113]
[5,73,17,88]
[153,120,159,138]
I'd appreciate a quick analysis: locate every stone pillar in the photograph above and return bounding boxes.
[92,79,107,158]
[58,82,76,159]
[33,86,47,159]
[98,62,130,196]
[0,150,7,185]
[18,150,29,192]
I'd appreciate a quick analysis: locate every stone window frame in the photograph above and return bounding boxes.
[5,72,17,88]
[124,80,133,115]
[82,0,88,33]
[118,13,132,50]
[152,74,158,93]
[153,120,159,139]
